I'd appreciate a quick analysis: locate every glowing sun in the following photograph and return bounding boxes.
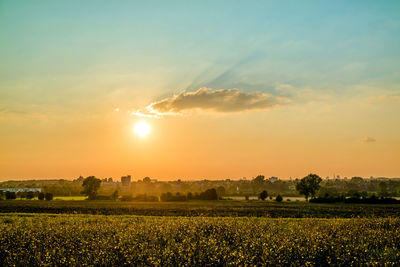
[134,121,151,137]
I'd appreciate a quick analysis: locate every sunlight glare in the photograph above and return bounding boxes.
[134,121,151,137]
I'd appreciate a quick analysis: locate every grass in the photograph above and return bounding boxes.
[53,196,87,201]
[1,199,400,217]
[1,214,399,266]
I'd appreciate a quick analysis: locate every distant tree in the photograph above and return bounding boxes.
[253,175,265,184]
[187,192,193,200]
[245,195,249,201]
[259,190,268,200]
[276,194,283,202]
[378,182,389,197]
[360,191,369,199]
[5,192,16,200]
[296,174,322,201]
[199,188,218,200]
[38,192,45,200]
[112,190,119,200]
[347,190,361,199]
[26,191,35,199]
[216,186,226,197]
[45,193,53,201]
[143,177,151,183]
[81,176,101,200]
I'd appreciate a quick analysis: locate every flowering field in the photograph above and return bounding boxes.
[1,214,399,266]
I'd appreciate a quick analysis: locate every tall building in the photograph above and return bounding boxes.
[121,175,131,186]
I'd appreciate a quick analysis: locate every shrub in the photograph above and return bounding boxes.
[45,193,53,201]
[38,192,45,200]
[259,190,268,200]
[5,192,16,200]
[276,195,283,202]
[26,191,35,199]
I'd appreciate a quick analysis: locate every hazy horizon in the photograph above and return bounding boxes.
[1,1,399,180]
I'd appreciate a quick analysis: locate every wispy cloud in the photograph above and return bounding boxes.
[362,136,377,143]
[134,88,290,117]
[0,109,46,120]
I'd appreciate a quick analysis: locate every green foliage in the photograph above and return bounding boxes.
[38,193,45,200]
[26,191,35,199]
[111,190,119,200]
[1,200,400,218]
[378,182,389,197]
[1,215,400,265]
[259,190,268,200]
[81,176,101,200]
[296,174,322,201]
[276,194,283,202]
[5,192,16,200]
[45,193,53,201]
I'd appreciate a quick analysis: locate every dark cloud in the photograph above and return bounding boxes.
[139,88,289,116]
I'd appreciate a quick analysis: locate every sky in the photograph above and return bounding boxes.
[1,0,399,180]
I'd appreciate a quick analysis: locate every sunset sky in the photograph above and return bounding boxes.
[1,1,399,180]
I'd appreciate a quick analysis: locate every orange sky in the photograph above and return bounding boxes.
[1,1,400,180]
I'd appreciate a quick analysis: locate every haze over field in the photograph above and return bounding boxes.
[1,1,400,180]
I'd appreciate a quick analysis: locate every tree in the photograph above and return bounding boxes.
[26,191,35,199]
[5,192,16,200]
[259,190,268,200]
[112,190,119,200]
[378,182,388,197]
[45,193,53,201]
[216,186,226,197]
[38,192,45,200]
[296,174,322,201]
[276,194,283,202]
[81,176,101,200]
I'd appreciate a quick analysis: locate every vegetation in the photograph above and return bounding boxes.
[1,214,399,266]
[2,176,400,199]
[38,192,45,200]
[296,174,322,201]
[259,190,268,200]
[1,200,400,218]
[81,176,101,200]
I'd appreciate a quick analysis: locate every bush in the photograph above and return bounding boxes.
[198,188,218,200]
[26,191,35,199]
[259,190,268,200]
[45,193,53,201]
[5,192,16,200]
[276,195,283,202]
[38,193,45,200]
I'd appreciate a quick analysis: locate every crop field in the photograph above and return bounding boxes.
[1,214,399,266]
[1,199,400,218]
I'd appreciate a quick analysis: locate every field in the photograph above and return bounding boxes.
[1,214,399,266]
[1,199,400,218]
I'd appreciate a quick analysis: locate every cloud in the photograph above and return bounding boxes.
[135,88,290,116]
[362,136,377,143]
[0,109,46,120]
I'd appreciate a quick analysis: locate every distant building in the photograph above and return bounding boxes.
[268,176,279,183]
[121,175,131,186]
[288,185,296,191]
[0,188,42,193]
